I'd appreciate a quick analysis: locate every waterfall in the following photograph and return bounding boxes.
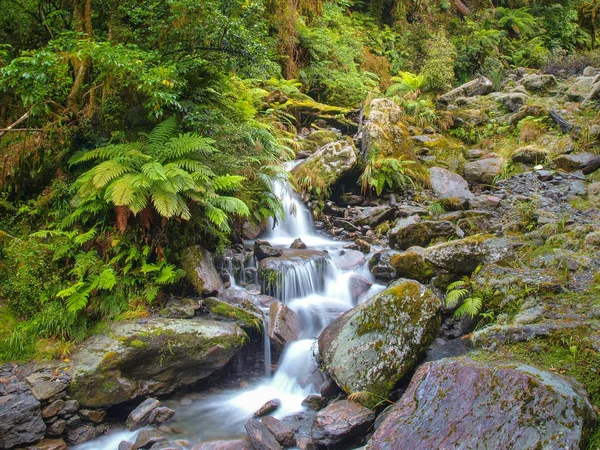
[263,315,271,377]
[261,257,333,303]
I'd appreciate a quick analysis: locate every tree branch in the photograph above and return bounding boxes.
[0,106,34,138]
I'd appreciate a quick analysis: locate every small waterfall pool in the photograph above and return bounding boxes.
[73,164,385,449]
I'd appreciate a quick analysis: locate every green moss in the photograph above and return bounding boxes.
[204,298,262,331]
[128,339,146,349]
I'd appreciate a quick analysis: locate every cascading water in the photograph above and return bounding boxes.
[74,162,384,449]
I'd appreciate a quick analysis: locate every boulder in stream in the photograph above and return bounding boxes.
[67,318,247,408]
[311,400,375,446]
[269,302,301,350]
[318,279,442,406]
[191,438,254,450]
[366,358,596,449]
[245,418,282,450]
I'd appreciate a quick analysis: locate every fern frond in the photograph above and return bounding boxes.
[91,160,133,189]
[445,288,469,309]
[146,116,177,148]
[454,296,483,319]
[212,175,246,192]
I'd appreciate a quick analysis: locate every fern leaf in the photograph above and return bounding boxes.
[146,116,177,148]
[91,160,132,189]
[454,296,483,319]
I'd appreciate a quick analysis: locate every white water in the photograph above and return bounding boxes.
[74,163,384,449]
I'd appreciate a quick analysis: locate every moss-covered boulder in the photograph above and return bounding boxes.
[67,318,247,408]
[292,139,357,195]
[388,215,455,250]
[425,234,516,274]
[318,279,442,406]
[463,157,504,185]
[361,98,413,158]
[366,358,596,450]
[389,247,433,282]
[181,245,223,296]
[204,297,263,331]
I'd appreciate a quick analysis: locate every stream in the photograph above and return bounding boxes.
[73,163,385,449]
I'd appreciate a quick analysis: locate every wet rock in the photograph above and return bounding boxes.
[318,279,442,404]
[25,438,67,450]
[65,423,109,446]
[511,145,548,164]
[0,381,46,448]
[132,429,166,450]
[355,238,370,253]
[366,358,596,450]
[245,418,282,450]
[31,381,67,402]
[464,158,504,185]
[290,238,307,249]
[261,416,295,447]
[425,234,516,274]
[438,77,494,105]
[159,297,199,319]
[428,167,473,201]
[302,394,326,411]
[243,221,264,240]
[332,249,365,271]
[311,400,375,446]
[191,438,254,450]
[181,245,223,295]
[46,418,66,437]
[552,152,597,172]
[68,318,247,408]
[348,275,373,301]
[353,206,396,227]
[368,250,400,281]
[253,399,282,418]
[254,240,284,260]
[269,302,301,350]
[78,409,106,423]
[389,247,433,282]
[388,215,455,250]
[204,297,262,330]
[320,378,342,400]
[119,441,134,450]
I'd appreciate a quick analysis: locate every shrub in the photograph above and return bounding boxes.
[420,33,456,93]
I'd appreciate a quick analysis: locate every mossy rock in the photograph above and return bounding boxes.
[318,279,442,407]
[180,245,222,296]
[67,318,247,408]
[389,247,433,282]
[204,297,263,331]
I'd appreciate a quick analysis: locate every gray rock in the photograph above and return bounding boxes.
[464,158,504,185]
[352,206,395,227]
[131,429,166,450]
[181,245,222,295]
[159,297,199,319]
[361,99,411,158]
[566,76,597,101]
[66,423,109,445]
[368,250,400,281]
[127,398,162,431]
[388,215,455,250]
[31,381,67,402]
[552,152,597,172]
[318,279,442,404]
[428,167,473,201]
[348,275,373,301]
[311,400,375,446]
[520,73,557,92]
[439,77,494,105]
[0,384,46,448]
[583,66,598,77]
[68,318,247,408]
[46,418,66,437]
[496,92,529,112]
[245,418,282,450]
[254,240,284,260]
[366,358,596,450]
[269,302,301,350]
[301,394,326,411]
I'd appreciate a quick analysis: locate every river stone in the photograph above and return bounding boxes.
[31,381,67,401]
[438,77,494,105]
[42,399,65,418]
[290,238,307,249]
[388,215,455,250]
[204,297,262,330]
[254,240,284,260]
[67,318,247,408]
[261,416,295,447]
[368,250,400,281]
[253,399,281,418]
[245,418,282,450]
[425,235,515,274]
[181,245,223,295]
[464,158,504,185]
[66,423,109,445]
[311,400,375,446]
[78,409,106,423]
[428,167,473,201]
[0,384,46,448]
[353,206,396,227]
[25,438,67,450]
[127,398,161,430]
[132,429,166,450]
[269,302,301,350]
[366,358,596,450]
[348,275,373,301]
[292,139,357,190]
[496,92,529,112]
[191,438,254,450]
[318,279,442,405]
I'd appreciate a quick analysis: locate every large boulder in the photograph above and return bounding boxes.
[0,380,46,449]
[552,152,597,172]
[428,167,473,201]
[388,215,455,250]
[311,400,375,446]
[463,158,504,185]
[566,76,597,102]
[425,234,516,274]
[68,318,247,408]
[292,139,357,191]
[269,301,301,350]
[389,247,433,282]
[361,98,413,158]
[181,245,223,296]
[438,77,494,105]
[520,73,558,92]
[318,279,442,405]
[511,145,548,164]
[366,358,596,450]
[496,92,529,112]
[352,205,396,227]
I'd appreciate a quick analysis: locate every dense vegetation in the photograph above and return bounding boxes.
[0,0,598,361]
